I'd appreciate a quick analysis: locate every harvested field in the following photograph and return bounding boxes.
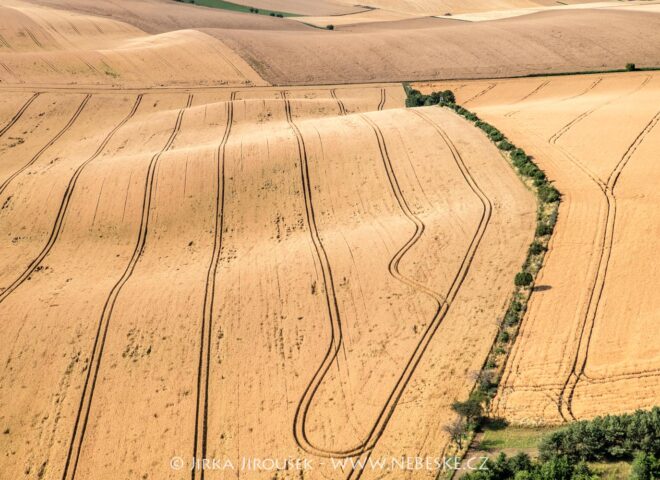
[0,0,268,87]
[420,71,660,425]
[2,0,659,477]
[0,80,535,479]
[331,0,608,15]
[15,0,660,86]
[217,9,660,85]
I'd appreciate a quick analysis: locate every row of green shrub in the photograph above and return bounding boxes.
[447,97,562,406]
[463,408,660,480]
[539,407,660,463]
[463,452,596,480]
[403,86,562,465]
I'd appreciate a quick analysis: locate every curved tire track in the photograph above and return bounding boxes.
[558,110,660,421]
[61,94,193,480]
[283,92,347,458]
[345,109,493,480]
[285,95,492,468]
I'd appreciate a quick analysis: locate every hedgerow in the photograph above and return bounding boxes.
[403,85,562,461]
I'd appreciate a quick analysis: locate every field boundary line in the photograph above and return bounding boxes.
[400,88,562,476]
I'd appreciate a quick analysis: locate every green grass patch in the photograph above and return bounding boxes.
[173,0,301,17]
[589,461,632,480]
[480,426,559,452]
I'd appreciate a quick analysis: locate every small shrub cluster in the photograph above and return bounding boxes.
[464,408,660,479]
[404,86,455,108]
[462,452,596,480]
[632,452,660,480]
[539,407,660,463]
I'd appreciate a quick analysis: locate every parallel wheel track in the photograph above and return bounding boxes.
[0,94,91,198]
[61,94,193,480]
[557,110,660,421]
[191,92,235,480]
[0,95,143,303]
[0,92,40,138]
[285,92,492,474]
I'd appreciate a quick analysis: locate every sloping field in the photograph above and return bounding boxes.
[0,0,268,87]
[332,0,608,15]
[444,0,659,21]
[0,81,535,479]
[17,0,660,85]
[218,9,660,85]
[420,71,660,425]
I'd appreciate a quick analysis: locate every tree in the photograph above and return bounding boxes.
[326,24,334,30]
[626,63,637,71]
[631,451,660,480]
[443,417,467,450]
[515,272,533,287]
[451,391,485,427]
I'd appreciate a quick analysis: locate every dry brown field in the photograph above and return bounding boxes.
[1,0,659,478]
[0,3,541,479]
[15,0,660,85]
[421,70,660,425]
[0,84,536,480]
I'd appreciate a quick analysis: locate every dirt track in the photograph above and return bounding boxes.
[423,71,660,425]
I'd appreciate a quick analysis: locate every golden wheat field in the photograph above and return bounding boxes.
[1,0,659,479]
[421,71,660,426]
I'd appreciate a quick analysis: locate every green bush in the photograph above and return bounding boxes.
[498,140,514,151]
[451,391,486,428]
[626,63,637,71]
[514,272,533,287]
[498,330,510,344]
[631,451,660,480]
[536,224,554,236]
[462,453,596,480]
[539,407,660,463]
[529,242,547,255]
[489,131,504,142]
[404,88,455,108]
[538,183,561,203]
